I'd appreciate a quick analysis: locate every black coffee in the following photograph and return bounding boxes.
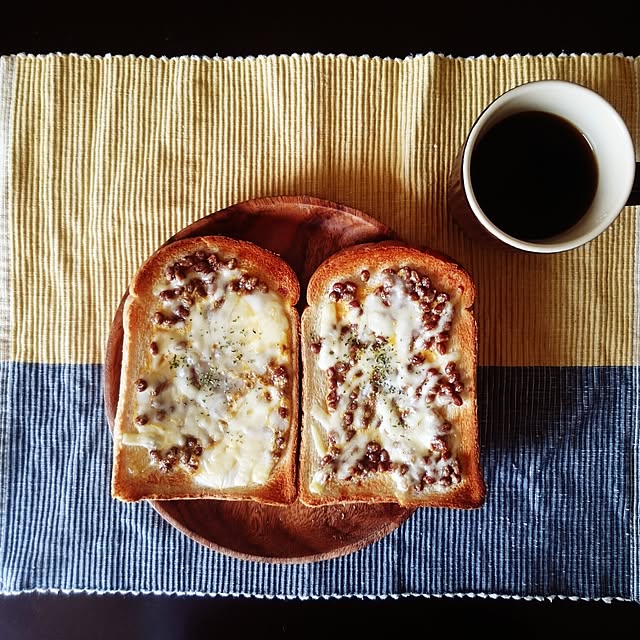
[470,110,598,241]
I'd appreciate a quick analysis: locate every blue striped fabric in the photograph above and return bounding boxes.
[0,362,634,600]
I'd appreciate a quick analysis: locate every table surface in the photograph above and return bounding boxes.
[1,11,639,637]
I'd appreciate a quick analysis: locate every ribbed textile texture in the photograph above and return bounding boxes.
[0,52,638,601]
[0,364,633,599]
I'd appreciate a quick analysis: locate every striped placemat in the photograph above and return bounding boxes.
[0,52,638,601]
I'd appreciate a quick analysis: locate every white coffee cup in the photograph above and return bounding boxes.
[447,80,639,253]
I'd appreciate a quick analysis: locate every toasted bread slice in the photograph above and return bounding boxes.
[111,236,300,504]
[300,241,484,508]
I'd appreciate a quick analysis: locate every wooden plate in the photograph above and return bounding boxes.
[104,195,416,563]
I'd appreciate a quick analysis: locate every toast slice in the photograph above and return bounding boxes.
[300,241,484,508]
[111,236,300,504]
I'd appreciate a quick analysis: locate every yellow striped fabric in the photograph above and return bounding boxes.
[3,52,639,366]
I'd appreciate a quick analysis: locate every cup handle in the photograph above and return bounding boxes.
[627,162,640,206]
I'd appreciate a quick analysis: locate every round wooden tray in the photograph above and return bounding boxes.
[104,195,416,563]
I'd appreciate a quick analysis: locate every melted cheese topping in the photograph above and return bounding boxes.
[309,267,464,496]
[122,255,292,489]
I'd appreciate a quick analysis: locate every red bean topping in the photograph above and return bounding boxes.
[360,269,370,282]
[152,311,181,326]
[193,260,210,273]
[165,446,179,462]
[278,406,288,419]
[135,414,148,425]
[227,258,237,269]
[149,341,159,355]
[366,441,381,454]
[423,315,438,331]
[410,353,425,367]
[134,378,148,392]
[344,282,357,294]
[382,275,394,289]
[310,342,321,354]
[430,436,448,453]
[176,304,190,319]
[321,454,334,467]
[151,380,169,396]
[195,280,208,297]
[151,436,204,473]
[159,289,179,301]
[272,366,288,388]
[438,381,462,405]
[334,362,348,376]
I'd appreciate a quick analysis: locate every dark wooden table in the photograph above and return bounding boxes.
[2,10,638,637]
